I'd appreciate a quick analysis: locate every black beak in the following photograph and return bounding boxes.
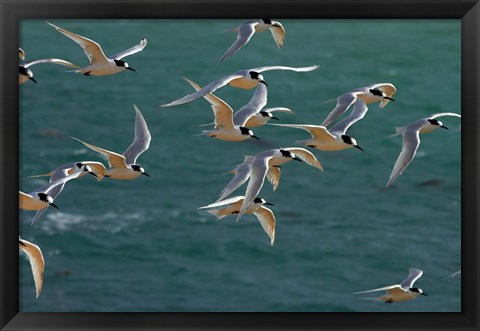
[440,125,449,130]
[29,77,37,83]
[142,172,150,177]
[293,156,303,162]
[271,116,280,120]
[260,80,268,86]
[384,96,395,101]
[49,202,59,210]
[421,293,428,296]
[265,202,274,206]
[355,145,365,151]
[251,135,260,140]
[89,172,99,178]
[126,67,136,72]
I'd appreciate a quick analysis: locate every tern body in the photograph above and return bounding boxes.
[46,22,147,76]
[219,19,285,63]
[322,83,396,128]
[354,267,427,303]
[218,148,323,222]
[199,196,276,245]
[19,237,45,298]
[387,112,461,187]
[271,99,367,151]
[72,105,151,180]
[161,65,319,107]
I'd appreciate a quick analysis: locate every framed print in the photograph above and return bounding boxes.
[1,0,479,330]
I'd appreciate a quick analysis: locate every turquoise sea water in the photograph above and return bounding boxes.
[19,19,461,312]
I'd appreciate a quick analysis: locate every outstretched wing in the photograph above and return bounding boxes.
[46,21,109,64]
[72,137,127,169]
[282,147,323,171]
[122,105,151,165]
[266,166,281,191]
[270,123,336,143]
[400,267,423,289]
[161,73,244,107]
[250,64,320,73]
[386,125,422,187]
[109,38,147,60]
[233,83,268,127]
[329,99,368,136]
[269,22,285,48]
[236,156,270,222]
[253,206,276,246]
[218,160,253,201]
[218,22,257,64]
[429,112,461,119]
[321,92,357,127]
[183,77,236,130]
[353,284,402,294]
[199,196,244,209]
[19,238,45,298]
[24,58,79,69]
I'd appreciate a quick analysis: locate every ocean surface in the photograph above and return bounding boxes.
[19,19,461,312]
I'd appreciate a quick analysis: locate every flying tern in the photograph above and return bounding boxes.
[387,112,461,187]
[161,64,319,107]
[219,19,285,63]
[218,148,323,222]
[27,161,106,224]
[321,83,396,128]
[19,164,86,212]
[270,99,368,151]
[353,267,427,303]
[199,196,276,245]
[72,105,151,180]
[46,21,147,76]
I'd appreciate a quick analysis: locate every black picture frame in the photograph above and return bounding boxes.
[1,1,479,330]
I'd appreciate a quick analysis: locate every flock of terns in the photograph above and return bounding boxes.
[18,19,461,306]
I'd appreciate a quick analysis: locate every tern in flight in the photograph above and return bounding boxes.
[47,21,147,76]
[353,267,428,303]
[321,83,396,128]
[270,99,368,151]
[72,105,151,180]
[387,112,461,187]
[199,196,276,245]
[27,161,106,224]
[219,19,285,63]
[19,164,86,212]
[218,148,323,222]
